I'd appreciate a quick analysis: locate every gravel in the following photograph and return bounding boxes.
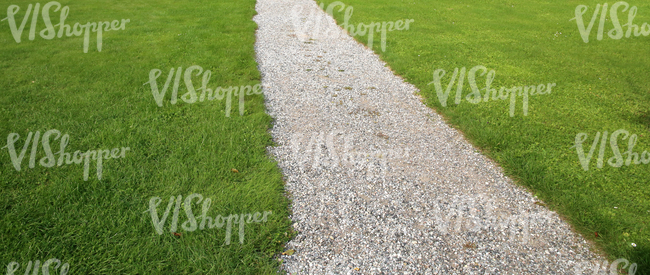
[253,0,605,274]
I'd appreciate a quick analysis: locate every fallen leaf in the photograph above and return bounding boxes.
[282,249,295,256]
[231,168,239,173]
[463,242,477,249]
[595,232,599,238]
[173,232,181,237]
[376,132,389,140]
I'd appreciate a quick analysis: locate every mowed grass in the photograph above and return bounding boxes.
[0,0,292,274]
[317,0,650,273]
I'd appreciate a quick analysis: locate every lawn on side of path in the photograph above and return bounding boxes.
[316,0,650,273]
[0,0,292,273]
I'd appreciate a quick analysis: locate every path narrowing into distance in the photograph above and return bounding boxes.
[253,0,603,273]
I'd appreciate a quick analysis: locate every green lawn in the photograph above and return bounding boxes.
[3,0,649,273]
[0,0,292,274]
[317,0,650,273]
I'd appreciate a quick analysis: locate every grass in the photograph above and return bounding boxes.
[316,0,650,273]
[0,0,292,273]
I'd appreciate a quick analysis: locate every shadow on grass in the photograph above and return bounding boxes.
[634,110,650,131]
[628,244,649,275]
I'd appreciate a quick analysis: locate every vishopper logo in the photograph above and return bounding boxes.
[571,1,650,43]
[289,131,410,181]
[571,257,637,274]
[1,1,130,53]
[573,129,649,171]
[144,193,272,245]
[2,129,130,181]
[143,66,262,117]
[290,1,414,52]
[428,65,556,117]
[430,195,549,244]
[291,2,344,41]
[5,258,70,275]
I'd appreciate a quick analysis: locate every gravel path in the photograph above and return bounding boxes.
[253,0,605,274]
